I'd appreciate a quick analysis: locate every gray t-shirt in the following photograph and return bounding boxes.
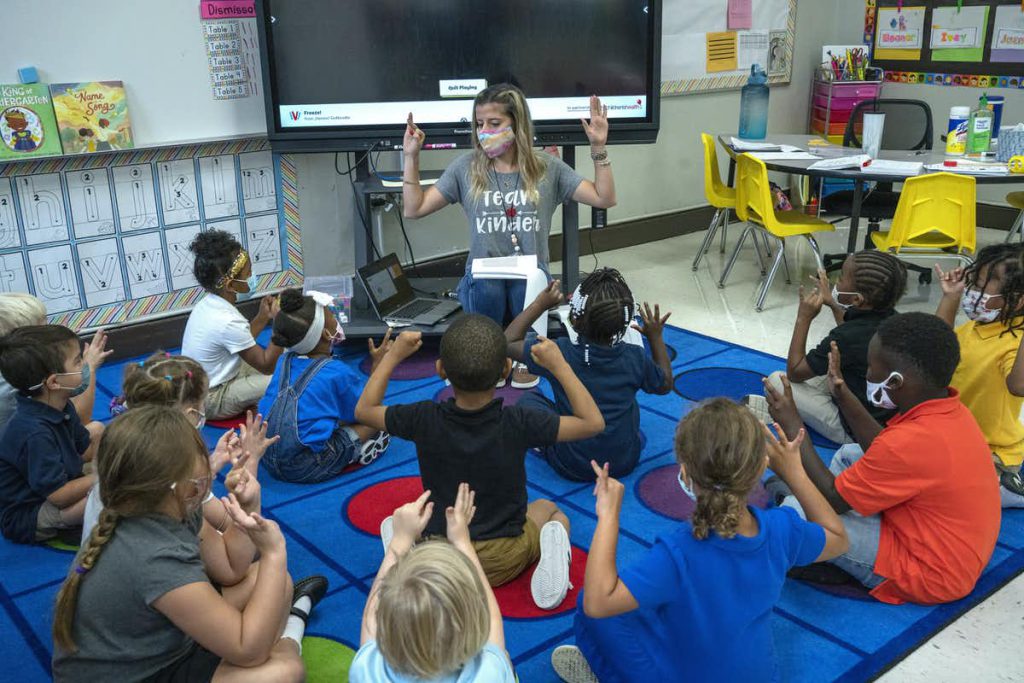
[434,152,584,267]
[52,509,209,682]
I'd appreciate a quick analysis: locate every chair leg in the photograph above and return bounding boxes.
[753,231,768,275]
[719,212,730,253]
[804,234,825,272]
[1007,211,1024,243]
[692,209,724,272]
[756,240,787,312]
[718,225,751,289]
[778,237,792,284]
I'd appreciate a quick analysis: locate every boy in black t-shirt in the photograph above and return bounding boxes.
[356,314,604,610]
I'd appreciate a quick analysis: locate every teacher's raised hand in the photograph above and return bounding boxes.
[580,95,609,148]
[403,112,426,156]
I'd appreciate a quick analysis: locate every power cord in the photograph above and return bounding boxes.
[337,146,383,260]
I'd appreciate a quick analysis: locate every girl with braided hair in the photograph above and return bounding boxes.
[506,267,673,481]
[749,251,908,446]
[552,399,847,682]
[936,243,1024,507]
[52,406,327,682]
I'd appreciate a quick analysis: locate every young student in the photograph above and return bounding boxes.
[764,312,1000,604]
[51,406,327,682]
[935,244,1024,507]
[550,399,848,682]
[506,269,673,481]
[0,293,111,433]
[182,230,282,420]
[402,84,615,388]
[0,326,104,544]
[748,251,907,445]
[351,484,514,682]
[355,316,604,609]
[257,289,391,483]
[81,353,274,559]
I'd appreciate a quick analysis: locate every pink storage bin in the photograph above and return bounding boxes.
[812,95,860,112]
[814,82,881,100]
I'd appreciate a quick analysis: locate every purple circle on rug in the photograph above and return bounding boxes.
[635,464,771,521]
[434,385,539,406]
[359,346,440,380]
[674,367,766,403]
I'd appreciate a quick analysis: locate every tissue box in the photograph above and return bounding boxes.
[997,125,1024,162]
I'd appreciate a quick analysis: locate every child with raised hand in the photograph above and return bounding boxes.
[356,316,604,609]
[182,230,282,420]
[506,268,673,481]
[351,484,514,682]
[550,398,848,683]
[257,288,392,483]
[748,252,907,445]
[935,243,1024,506]
[52,405,327,682]
[0,325,105,544]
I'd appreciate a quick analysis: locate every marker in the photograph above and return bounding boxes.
[424,143,456,150]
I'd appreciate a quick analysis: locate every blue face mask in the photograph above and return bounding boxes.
[678,471,697,501]
[234,275,259,301]
[31,363,90,397]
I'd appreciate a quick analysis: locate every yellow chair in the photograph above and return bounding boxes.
[692,133,737,271]
[869,172,975,268]
[719,154,835,312]
[1005,191,1024,242]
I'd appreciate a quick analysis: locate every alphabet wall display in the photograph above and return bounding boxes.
[0,138,299,331]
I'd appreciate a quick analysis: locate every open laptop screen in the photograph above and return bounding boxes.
[358,253,414,315]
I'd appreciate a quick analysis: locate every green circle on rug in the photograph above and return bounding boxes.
[302,636,356,682]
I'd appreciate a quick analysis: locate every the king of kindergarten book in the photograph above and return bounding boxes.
[50,80,134,154]
[0,83,63,160]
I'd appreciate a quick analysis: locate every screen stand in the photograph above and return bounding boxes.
[561,145,580,296]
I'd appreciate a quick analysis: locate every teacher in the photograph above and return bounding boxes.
[402,83,616,388]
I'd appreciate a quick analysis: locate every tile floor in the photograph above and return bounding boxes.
[552,220,1024,681]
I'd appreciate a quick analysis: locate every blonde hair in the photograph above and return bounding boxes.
[0,293,46,336]
[376,541,490,678]
[674,398,765,540]
[122,353,208,409]
[469,83,547,204]
[53,406,209,652]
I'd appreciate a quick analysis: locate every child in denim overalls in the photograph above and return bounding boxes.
[258,289,390,483]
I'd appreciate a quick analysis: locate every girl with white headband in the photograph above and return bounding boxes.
[258,289,392,483]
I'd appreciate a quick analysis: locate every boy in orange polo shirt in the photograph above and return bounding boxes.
[765,312,1000,605]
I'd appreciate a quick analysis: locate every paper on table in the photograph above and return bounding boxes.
[860,160,923,176]
[729,137,781,151]
[727,0,752,30]
[737,31,770,70]
[924,162,1009,176]
[808,154,872,170]
[707,32,738,72]
[749,152,821,161]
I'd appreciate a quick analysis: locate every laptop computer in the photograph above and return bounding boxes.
[356,253,461,326]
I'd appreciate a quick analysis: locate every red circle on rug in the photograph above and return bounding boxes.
[636,464,770,521]
[345,475,587,617]
[434,385,539,406]
[358,345,440,380]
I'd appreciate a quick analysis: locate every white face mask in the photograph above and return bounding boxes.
[865,371,903,410]
[831,284,859,310]
[960,289,1002,323]
[678,471,697,501]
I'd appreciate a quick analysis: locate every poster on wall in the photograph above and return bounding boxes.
[930,5,988,63]
[874,5,926,60]
[991,5,1024,63]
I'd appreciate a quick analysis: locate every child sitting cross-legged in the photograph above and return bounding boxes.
[258,288,392,483]
[550,398,848,682]
[0,325,105,544]
[506,269,673,481]
[350,484,514,682]
[51,405,327,682]
[355,316,605,609]
[935,244,1024,507]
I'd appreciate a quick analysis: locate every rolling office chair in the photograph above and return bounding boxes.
[821,99,935,282]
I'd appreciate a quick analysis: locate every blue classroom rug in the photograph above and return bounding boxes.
[2,324,1023,682]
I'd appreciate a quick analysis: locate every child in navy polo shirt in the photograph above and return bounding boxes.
[507,269,673,481]
[0,325,100,544]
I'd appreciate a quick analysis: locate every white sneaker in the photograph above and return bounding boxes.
[380,516,393,554]
[551,645,599,683]
[511,362,540,389]
[531,521,572,610]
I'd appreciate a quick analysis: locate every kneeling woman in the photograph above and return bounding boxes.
[258,289,391,483]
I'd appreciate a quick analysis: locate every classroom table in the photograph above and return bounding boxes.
[716,133,1023,257]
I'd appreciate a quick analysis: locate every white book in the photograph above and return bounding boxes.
[808,154,872,171]
[861,160,923,176]
[471,254,538,279]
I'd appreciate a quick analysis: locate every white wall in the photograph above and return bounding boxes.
[300,0,847,277]
[831,0,1024,205]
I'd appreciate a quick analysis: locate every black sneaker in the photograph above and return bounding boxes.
[787,562,856,586]
[291,575,328,621]
[1000,470,1024,498]
[763,475,793,507]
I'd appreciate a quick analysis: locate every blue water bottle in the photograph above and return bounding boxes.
[738,65,769,140]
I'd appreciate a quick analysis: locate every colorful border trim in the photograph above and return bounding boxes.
[864,0,1024,90]
[661,0,797,96]
[0,138,302,332]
